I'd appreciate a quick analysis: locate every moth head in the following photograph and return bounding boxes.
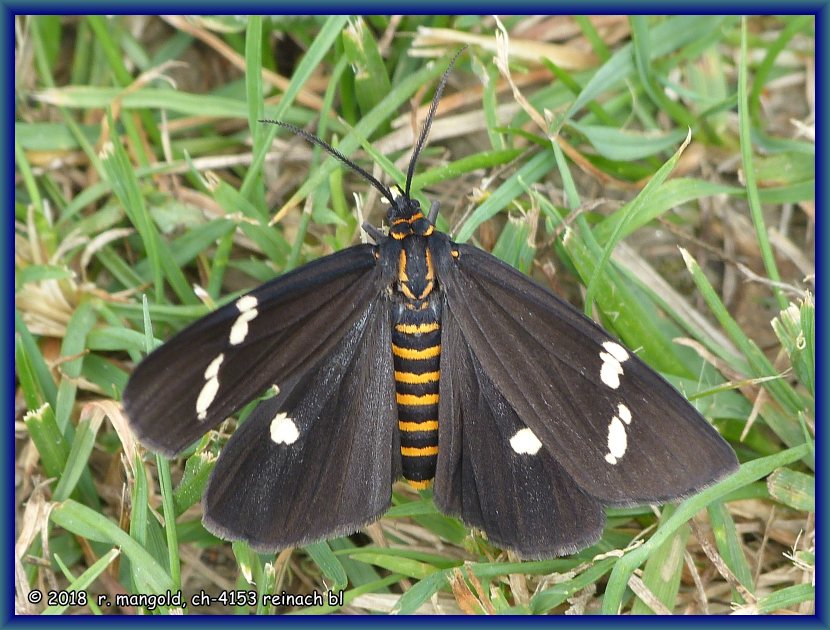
[387,192,434,238]
[388,187,421,221]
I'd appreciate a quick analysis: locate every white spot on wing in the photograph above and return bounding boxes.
[617,403,632,424]
[602,341,629,363]
[509,427,543,455]
[229,308,258,345]
[204,353,224,379]
[604,404,634,465]
[604,416,627,465]
[196,378,220,421]
[196,354,224,421]
[599,353,623,389]
[236,295,258,312]
[270,412,299,445]
[599,342,629,389]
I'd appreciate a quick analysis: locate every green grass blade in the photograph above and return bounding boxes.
[602,443,811,614]
[738,18,787,310]
[42,548,120,614]
[51,500,173,593]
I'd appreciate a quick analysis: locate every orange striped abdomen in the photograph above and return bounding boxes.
[392,314,441,489]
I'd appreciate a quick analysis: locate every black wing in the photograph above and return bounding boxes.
[123,244,385,456]
[431,236,737,508]
[203,298,398,550]
[435,308,605,558]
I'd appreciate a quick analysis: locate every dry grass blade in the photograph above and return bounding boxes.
[689,518,757,605]
[412,25,598,70]
[161,15,325,111]
[627,574,672,615]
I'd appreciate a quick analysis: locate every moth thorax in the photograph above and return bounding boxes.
[397,236,436,302]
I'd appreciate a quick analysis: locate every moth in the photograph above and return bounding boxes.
[123,51,737,558]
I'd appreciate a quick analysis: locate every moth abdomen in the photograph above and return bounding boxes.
[392,312,442,490]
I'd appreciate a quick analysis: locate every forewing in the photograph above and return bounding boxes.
[434,309,605,558]
[123,244,384,456]
[203,297,398,550]
[434,239,737,505]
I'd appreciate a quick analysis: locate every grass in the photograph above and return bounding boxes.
[14,15,815,615]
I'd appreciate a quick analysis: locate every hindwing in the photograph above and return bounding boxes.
[203,299,398,549]
[435,307,605,557]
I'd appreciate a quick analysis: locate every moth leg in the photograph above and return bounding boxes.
[362,222,386,243]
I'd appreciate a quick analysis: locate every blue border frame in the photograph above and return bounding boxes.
[815,5,826,628]
[6,6,826,625]
[5,4,12,627]
[1,3,829,13]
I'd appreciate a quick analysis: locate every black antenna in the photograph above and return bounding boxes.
[259,119,398,207]
[404,46,467,199]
